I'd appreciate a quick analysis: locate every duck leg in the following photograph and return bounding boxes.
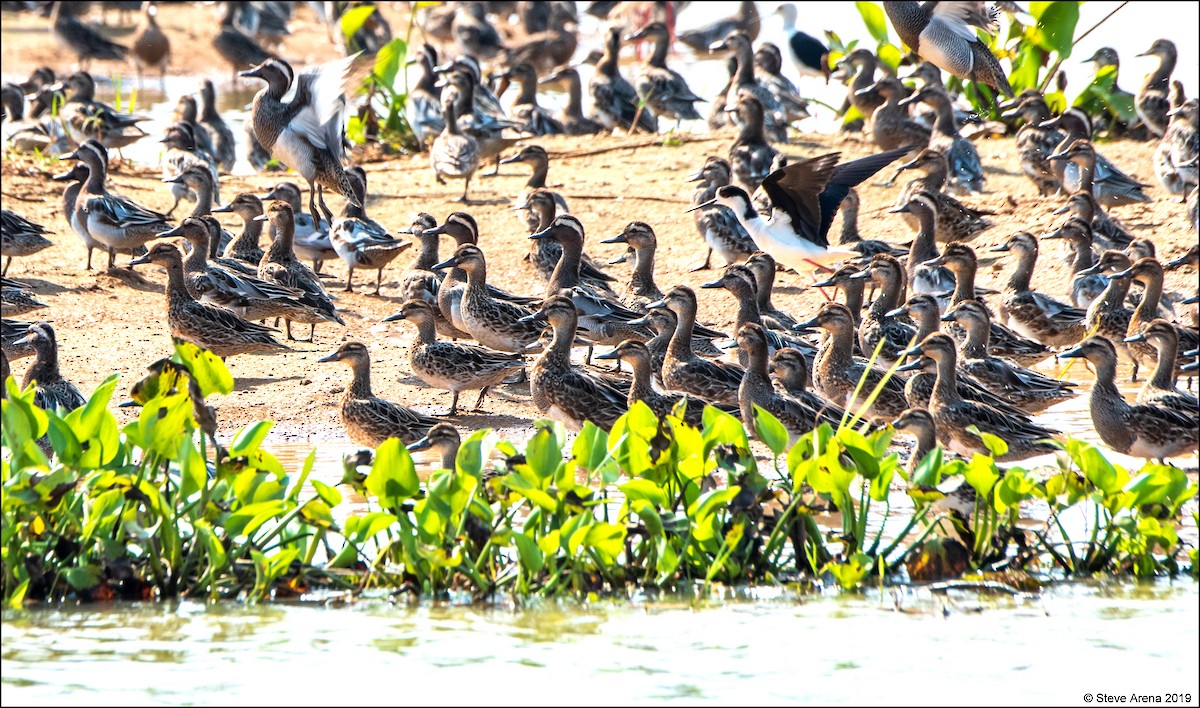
[1,256,9,276]
[454,177,472,204]
[374,268,384,295]
[689,248,714,272]
[447,390,460,416]
[308,182,323,225]
[344,266,355,292]
[472,386,491,411]
[85,247,94,271]
[106,247,116,270]
[317,185,335,224]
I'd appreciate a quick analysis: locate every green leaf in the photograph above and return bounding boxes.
[752,405,789,457]
[823,552,873,589]
[702,405,749,456]
[573,421,616,482]
[585,522,626,564]
[64,565,102,591]
[512,532,545,575]
[855,1,890,44]
[224,499,288,538]
[311,478,343,507]
[994,469,1037,512]
[366,438,419,508]
[966,425,1009,458]
[1065,439,1129,495]
[179,435,206,500]
[911,445,944,488]
[963,454,1000,498]
[172,340,233,397]
[1028,1,1079,57]
[230,421,273,458]
[525,421,563,483]
[620,478,668,507]
[340,5,378,45]
[373,37,408,91]
[876,41,904,72]
[630,499,663,536]
[456,428,491,478]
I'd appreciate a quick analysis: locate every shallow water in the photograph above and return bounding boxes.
[2,581,1196,704]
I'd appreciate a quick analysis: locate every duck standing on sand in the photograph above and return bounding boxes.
[240,55,362,224]
[319,341,439,447]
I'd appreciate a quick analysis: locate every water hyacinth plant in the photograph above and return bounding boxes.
[1,342,1195,606]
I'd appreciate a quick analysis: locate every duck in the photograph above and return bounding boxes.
[898,333,1057,461]
[738,323,848,445]
[198,80,237,173]
[852,254,917,366]
[754,42,810,125]
[52,71,148,152]
[891,149,993,242]
[888,193,956,299]
[1051,189,1133,251]
[882,1,1013,97]
[256,201,346,341]
[210,193,266,268]
[627,304,726,380]
[537,65,605,136]
[898,84,983,193]
[687,156,757,271]
[383,299,525,416]
[504,3,579,76]
[160,216,326,326]
[590,27,658,134]
[1081,47,1138,134]
[0,83,68,156]
[434,55,508,125]
[1154,99,1198,196]
[423,213,541,335]
[1002,91,1063,196]
[727,95,778,193]
[796,302,910,421]
[318,341,439,447]
[1124,320,1199,413]
[924,240,1053,366]
[0,210,53,277]
[531,215,651,355]
[600,221,663,311]
[521,196,616,290]
[1136,39,1178,138]
[811,264,868,326]
[160,127,221,216]
[892,408,941,476]
[650,286,744,406]
[594,339,709,427]
[64,143,171,269]
[433,244,544,354]
[992,232,1087,348]
[406,422,462,473]
[678,0,760,52]
[130,243,290,358]
[1059,337,1197,463]
[1040,218,1107,309]
[330,168,411,294]
[769,347,846,422]
[495,61,564,136]
[51,146,109,271]
[405,44,445,149]
[772,4,829,79]
[710,31,787,142]
[14,322,85,414]
[1046,134,1151,209]
[940,300,1077,414]
[625,21,704,127]
[707,54,739,130]
[836,48,885,127]
[863,77,931,153]
[450,2,504,61]
[523,296,629,432]
[745,251,802,332]
[240,55,361,223]
[694,147,911,274]
[394,212,471,341]
[1078,249,1141,378]
[700,264,813,363]
[48,1,128,70]
[131,1,169,87]
[430,86,482,203]
[1,280,47,318]
[260,182,336,272]
[501,145,570,233]
[833,188,909,260]
[1110,257,1200,378]
[214,0,276,84]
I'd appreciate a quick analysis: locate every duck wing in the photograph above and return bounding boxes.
[286,52,360,160]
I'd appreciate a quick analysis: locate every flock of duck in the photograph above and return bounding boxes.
[1,1,1197,470]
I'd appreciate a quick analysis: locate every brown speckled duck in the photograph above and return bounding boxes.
[319,341,440,447]
[992,232,1087,348]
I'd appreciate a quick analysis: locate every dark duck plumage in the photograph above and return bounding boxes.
[590,27,658,134]
[883,1,1013,97]
[625,22,704,125]
[318,341,439,447]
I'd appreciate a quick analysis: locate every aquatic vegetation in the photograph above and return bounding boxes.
[1,343,1195,606]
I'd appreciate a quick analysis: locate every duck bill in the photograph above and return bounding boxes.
[431,256,458,270]
[1058,345,1085,360]
[406,437,433,452]
[593,349,621,361]
[699,279,724,289]
[888,203,911,214]
[1109,267,1133,280]
[210,203,234,213]
[381,312,407,323]
[895,358,925,372]
[885,307,908,318]
[792,317,820,332]
[128,254,153,267]
[847,270,872,281]
[516,313,548,325]
[1123,333,1147,344]
[498,153,523,165]
[685,168,706,182]
[528,227,554,240]
[238,66,264,79]
[1041,228,1064,240]
[600,234,627,244]
[989,243,1011,253]
[316,351,341,363]
[1051,203,1071,215]
[156,225,185,239]
[643,299,667,310]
